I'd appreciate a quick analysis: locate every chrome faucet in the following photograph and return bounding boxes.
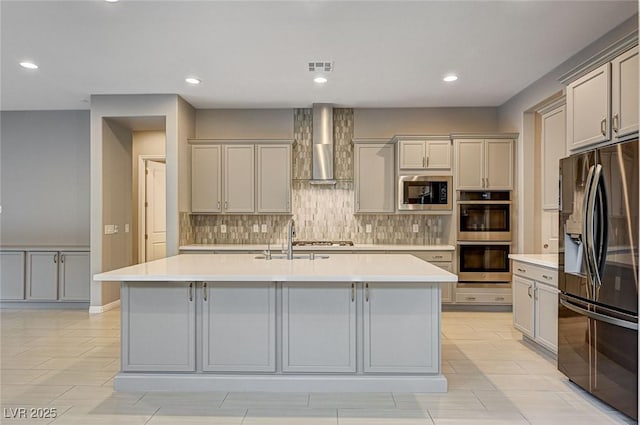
[287,219,296,260]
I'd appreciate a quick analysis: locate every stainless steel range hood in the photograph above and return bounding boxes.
[310,103,337,185]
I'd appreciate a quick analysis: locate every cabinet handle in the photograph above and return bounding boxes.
[189,282,194,302]
[53,253,57,264]
[612,114,619,132]
[485,177,489,188]
[203,282,207,302]
[465,296,476,301]
[542,274,553,280]
[517,268,526,273]
[433,255,443,259]
[422,157,426,168]
[60,254,64,264]
[351,283,355,302]
[224,201,228,210]
[217,201,221,210]
[527,286,532,297]
[600,118,607,136]
[365,283,369,302]
[495,296,505,301]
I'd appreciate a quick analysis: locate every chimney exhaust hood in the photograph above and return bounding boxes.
[310,103,337,185]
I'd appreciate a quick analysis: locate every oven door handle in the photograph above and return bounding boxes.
[560,298,638,331]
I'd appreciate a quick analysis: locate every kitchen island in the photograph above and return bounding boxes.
[94,253,457,392]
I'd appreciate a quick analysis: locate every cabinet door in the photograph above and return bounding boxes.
[485,139,513,190]
[512,275,534,338]
[257,145,291,213]
[121,282,196,372]
[26,252,58,300]
[455,139,484,190]
[541,105,566,209]
[566,63,611,151]
[192,145,222,213]
[1,252,25,300]
[202,282,275,372]
[399,140,426,169]
[58,252,90,301]
[282,282,356,373]
[612,46,639,138]
[425,140,452,169]
[355,144,395,213]
[224,145,255,213]
[363,282,439,373]
[534,283,558,353]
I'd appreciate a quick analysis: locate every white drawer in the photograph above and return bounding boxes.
[512,261,557,287]
[455,292,512,304]
[411,251,453,262]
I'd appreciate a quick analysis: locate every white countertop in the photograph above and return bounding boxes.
[0,245,89,252]
[94,253,458,283]
[509,254,558,269]
[180,244,455,252]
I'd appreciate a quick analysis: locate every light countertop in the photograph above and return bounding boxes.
[180,244,455,252]
[94,253,458,283]
[0,245,89,252]
[509,254,558,269]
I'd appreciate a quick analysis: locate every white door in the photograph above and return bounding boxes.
[512,275,534,338]
[534,283,559,354]
[145,160,166,261]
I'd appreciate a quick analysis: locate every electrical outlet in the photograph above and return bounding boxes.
[261,224,268,233]
[124,224,130,233]
[113,224,119,233]
[253,224,259,233]
[220,224,227,233]
[365,224,372,233]
[104,224,115,235]
[412,224,420,233]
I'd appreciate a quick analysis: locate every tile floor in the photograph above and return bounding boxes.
[0,309,636,424]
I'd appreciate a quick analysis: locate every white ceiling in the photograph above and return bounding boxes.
[1,1,637,111]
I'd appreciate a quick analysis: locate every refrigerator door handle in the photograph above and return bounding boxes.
[560,298,638,331]
[586,164,604,288]
[594,168,608,282]
[583,164,597,292]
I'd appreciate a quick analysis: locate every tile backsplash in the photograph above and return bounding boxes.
[181,108,453,246]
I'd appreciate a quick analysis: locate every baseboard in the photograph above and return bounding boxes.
[442,304,512,312]
[0,301,89,310]
[89,299,121,314]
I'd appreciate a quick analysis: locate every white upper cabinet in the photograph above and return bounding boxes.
[398,139,451,170]
[190,140,293,215]
[354,143,395,213]
[541,104,566,210]
[257,144,291,213]
[192,145,222,213]
[566,45,638,153]
[224,145,255,213]
[455,138,514,190]
[611,46,639,138]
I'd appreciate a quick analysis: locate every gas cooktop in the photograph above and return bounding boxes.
[291,240,355,247]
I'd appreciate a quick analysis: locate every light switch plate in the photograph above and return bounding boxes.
[220,224,227,233]
[252,224,259,233]
[114,224,119,233]
[365,224,372,233]
[124,224,130,233]
[104,224,115,235]
[412,224,419,233]
[261,224,268,233]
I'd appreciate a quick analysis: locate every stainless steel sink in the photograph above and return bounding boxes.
[254,253,330,260]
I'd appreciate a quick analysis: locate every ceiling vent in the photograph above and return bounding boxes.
[308,61,334,72]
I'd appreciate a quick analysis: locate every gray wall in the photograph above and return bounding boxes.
[195,109,293,139]
[353,107,499,139]
[0,110,90,245]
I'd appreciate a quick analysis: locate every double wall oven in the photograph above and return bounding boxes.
[457,191,512,285]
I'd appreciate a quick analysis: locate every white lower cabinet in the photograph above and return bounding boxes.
[122,282,196,372]
[201,282,275,372]
[512,260,558,354]
[58,252,90,300]
[1,252,25,300]
[282,282,356,373]
[363,282,439,373]
[27,252,59,300]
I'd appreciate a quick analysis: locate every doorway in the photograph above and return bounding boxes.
[138,156,166,262]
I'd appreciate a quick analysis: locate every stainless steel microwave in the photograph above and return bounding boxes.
[398,175,452,211]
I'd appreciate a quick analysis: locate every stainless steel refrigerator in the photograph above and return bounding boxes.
[558,139,638,420]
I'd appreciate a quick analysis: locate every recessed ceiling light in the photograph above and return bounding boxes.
[105,0,119,3]
[443,75,458,82]
[19,61,38,70]
[314,76,328,84]
[185,77,201,85]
